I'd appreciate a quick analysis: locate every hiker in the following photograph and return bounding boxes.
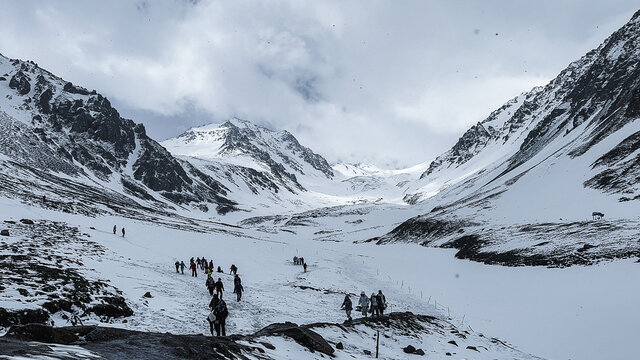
[113,225,116,234]
[174,261,180,273]
[230,264,237,275]
[121,227,125,237]
[213,296,228,336]
[215,277,224,298]
[196,257,201,269]
[217,266,223,273]
[303,262,308,273]
[293,256,299,265]
[209,293,220,311]
[300,257,304,265]
[190,261,198,277]
[201,257,207,271]
[358,291,370,317]
[377,290,387,316]
[341,295,353,321]
[180,261,186,274]
[206,309,216,336]
[206,274,215,296]
[233,278,244,302]
[209,260,213,270]
[370,293,379,317]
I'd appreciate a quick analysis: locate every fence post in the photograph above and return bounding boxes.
[376,330,380,358]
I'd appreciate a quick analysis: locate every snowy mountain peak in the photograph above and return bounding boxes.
[163,118,334,180]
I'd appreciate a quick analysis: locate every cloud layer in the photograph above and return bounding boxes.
[0,1,637,167]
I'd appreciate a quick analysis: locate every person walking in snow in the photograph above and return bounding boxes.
[174,261,180,273]
[121,227,125,237]
[215,277,224,299]
[303,262,308,273]
[233,275,243,301]
[209,293,220,311]
[233,281,244,302]
[377,290,387,316]
[209,260,213,271]
[190,261,198,277]
[370,292,379,317]
[293,256,299,265]
[113,225,116,235]
[229,264,237,275]
[180,261,186,274]
[217,266,223,273]
[213,297,228,336]
[201,257,207,271]
[206,274,215,296]
[358,291,370,317]
[341,295,353,321]
[196,257,201,269]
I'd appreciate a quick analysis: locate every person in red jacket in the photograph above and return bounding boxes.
[190,262,198,277]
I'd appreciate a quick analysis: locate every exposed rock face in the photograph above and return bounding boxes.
[418,10,640,199]
[0,54,236,214]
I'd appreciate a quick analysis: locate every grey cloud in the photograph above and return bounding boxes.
[0,0,637,167]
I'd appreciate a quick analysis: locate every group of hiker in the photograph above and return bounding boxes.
[293,256,308,272]
[169,251,391,338]
[341,290,387,321]
[204,271,243,336]
[173,257,238,278]
[112,225,125,237]
[172,256,245,337]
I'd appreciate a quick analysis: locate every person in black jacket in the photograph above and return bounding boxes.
[213,298,228,336]
[377,290,387,316]
[215,278,224,299]
[233,275,244,302]
[206,274,215,296]
[341,295,353,321]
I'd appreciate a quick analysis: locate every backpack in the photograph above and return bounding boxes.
[215,301,228,320]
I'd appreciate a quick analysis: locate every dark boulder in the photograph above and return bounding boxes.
[5,324,79,344]
[404,345,417,353]
[254,322,334,356]
[415,348,425,355]
[20,219,34,225]
[85,296,133,318]
[143,292,153,298]
[336,342,344,350]
[0,307,49,327]
[0,230,8,236]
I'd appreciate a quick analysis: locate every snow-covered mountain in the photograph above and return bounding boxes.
[377,10,640,266]
[162,119,333,193]
[0,54,237,216]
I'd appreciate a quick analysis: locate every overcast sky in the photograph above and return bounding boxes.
[0,1,638,168]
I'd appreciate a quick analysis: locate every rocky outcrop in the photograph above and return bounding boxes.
[0,54,237,214]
